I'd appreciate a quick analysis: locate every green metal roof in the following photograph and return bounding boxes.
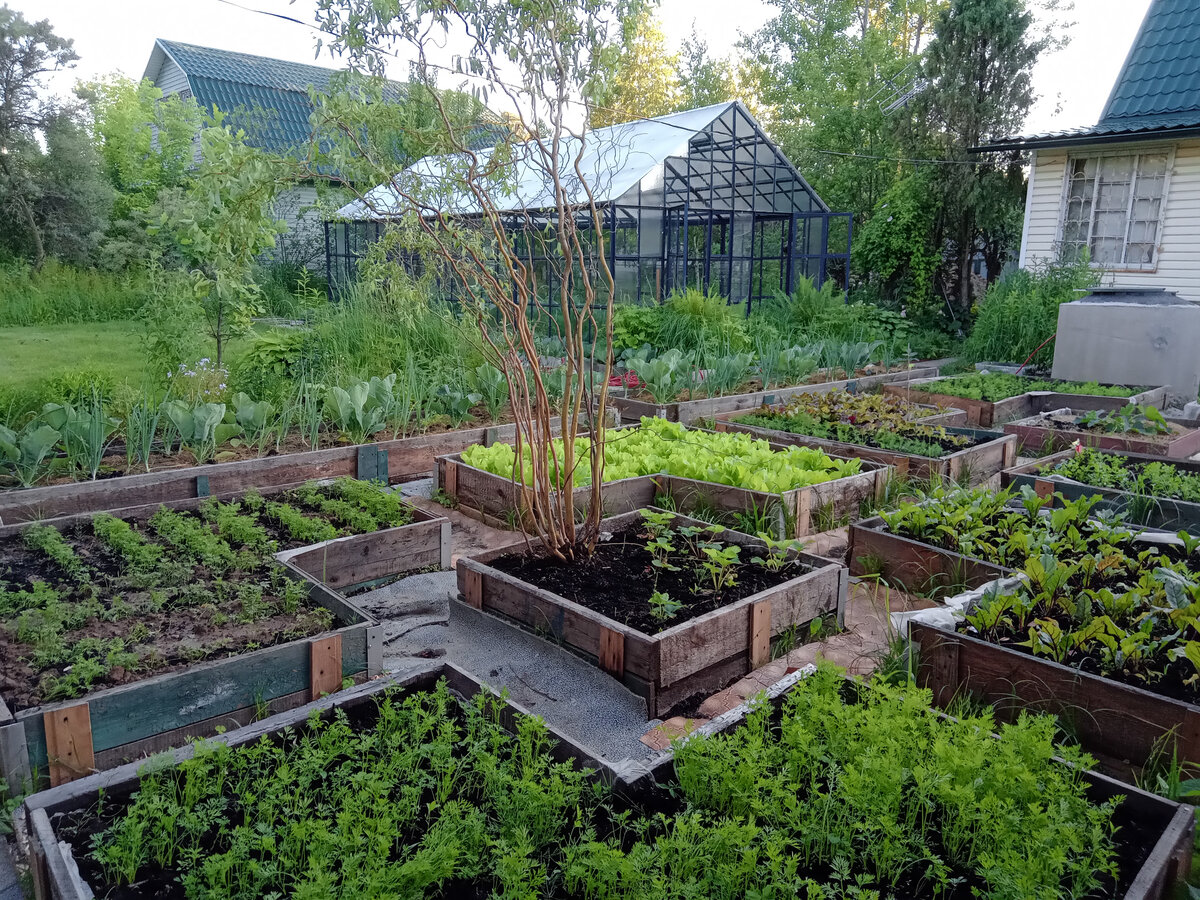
[974,0,1200,152]
[149,39,407,156]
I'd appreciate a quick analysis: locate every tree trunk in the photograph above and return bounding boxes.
[0,155,46,270]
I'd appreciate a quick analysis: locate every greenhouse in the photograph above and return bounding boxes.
[326,101,852,309]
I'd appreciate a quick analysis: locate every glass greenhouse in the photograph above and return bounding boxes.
[326,101,851,311]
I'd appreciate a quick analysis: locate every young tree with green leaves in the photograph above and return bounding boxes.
[152,115,288,368]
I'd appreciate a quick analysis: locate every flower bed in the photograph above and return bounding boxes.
[457,509,846,715]
[883,373,1166,427]
[0,477,445,790]
[438,419,890,538]
[1003,406,1200,458]
[712,389,1015,485]
[19,662,1193,900]
[610,362,943,424]
[1003,446,1200,532]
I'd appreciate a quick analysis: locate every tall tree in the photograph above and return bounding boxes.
[675,26,736,111]
[0,5,78,268]
[916,0,1059,315]
[589,3,681,128]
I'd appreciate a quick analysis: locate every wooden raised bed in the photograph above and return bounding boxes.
[610,364,943,424]
[911,620,1200,778]
[1002,409,1200,458]
[435,449,890,539]
[456,510,847,717]
[1002,448,1200,533]
[0,562,379,795]
[712,413,1017,486]
[882,376,1168,428]
[18,662,1193,900]
[848,515,1015,594]
[0,420,549,525]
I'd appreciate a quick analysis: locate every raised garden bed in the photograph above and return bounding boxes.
[911,619,1200,777]
[883,374,1166,427]
[0,419,548,525]
[437,439,888,541]
[456,509,847,716]
[710,390,1015,486]
[0,479,428,791]
[18,661,1193,900]
[1003,447,1200,532]
[610,363,943,424]
[849,513,1015,593]
[1003,407,1200,458]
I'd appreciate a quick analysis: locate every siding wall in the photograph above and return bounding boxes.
[1021,138,1200,301]
[153,56,191,96]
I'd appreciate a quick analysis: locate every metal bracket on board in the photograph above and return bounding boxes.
[356,445,389,483]
[195,475,210,497]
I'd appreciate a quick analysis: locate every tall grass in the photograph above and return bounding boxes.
[657,287,749,361]
[0,260,151,326]
[963,256,1097,366]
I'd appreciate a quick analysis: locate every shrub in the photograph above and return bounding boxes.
[963,255,1097,366]
[611,303,663,352]
[657,288,748,359]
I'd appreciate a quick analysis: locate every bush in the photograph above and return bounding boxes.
[0,260,149,326]
[611,303,663,353]
[962,255,1097,366]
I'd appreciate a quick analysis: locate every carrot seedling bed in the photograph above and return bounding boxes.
[21,663,1192,900]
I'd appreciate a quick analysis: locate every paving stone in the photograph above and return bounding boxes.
[697,685,745,718]
[639,716,709,751]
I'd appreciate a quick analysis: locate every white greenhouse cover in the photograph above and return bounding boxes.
[337,102,737,219]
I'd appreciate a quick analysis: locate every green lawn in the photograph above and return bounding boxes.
[0,321,149,392]
[0,320,261,403]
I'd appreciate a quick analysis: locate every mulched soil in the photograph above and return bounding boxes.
[487,524,813,634]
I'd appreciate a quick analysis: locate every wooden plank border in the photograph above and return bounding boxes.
[456,510,844,718]
[1002,411,1200,459]
[611,365,944,424]
[847,517,1015,594]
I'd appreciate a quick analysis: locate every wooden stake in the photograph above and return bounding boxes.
[461,567,483,609]
[44,703,94,787]
[1034,478,1054,498]
[598,626,625,676]
[309,634,343,700]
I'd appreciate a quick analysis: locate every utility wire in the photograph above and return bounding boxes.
[211,0,995,168]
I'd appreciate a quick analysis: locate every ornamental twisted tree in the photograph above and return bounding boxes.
[314,0,633,559]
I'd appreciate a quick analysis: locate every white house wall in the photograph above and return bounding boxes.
[1022,138,1200,301]
[154,56,191,96]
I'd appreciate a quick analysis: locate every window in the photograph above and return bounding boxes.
[1059,151,1169,268]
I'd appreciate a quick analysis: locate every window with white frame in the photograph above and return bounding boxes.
[1059,150,1170,268]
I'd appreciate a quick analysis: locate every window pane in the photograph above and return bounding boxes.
[1092,237,1124,265]
[1138,153,1168,179]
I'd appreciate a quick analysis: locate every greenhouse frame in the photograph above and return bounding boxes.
[327,101,852,311]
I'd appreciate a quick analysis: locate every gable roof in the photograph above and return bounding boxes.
[145,39,401,156]
[975,0,1200,152]
[338,101,828,219]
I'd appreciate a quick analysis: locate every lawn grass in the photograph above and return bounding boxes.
[0,321,260,414]
[0,322,150,392]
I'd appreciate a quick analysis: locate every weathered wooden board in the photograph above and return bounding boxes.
[1002,448,1200,533]
[911,621,1200,774]
[713,415,1016,487]
[611,365,944,424]
[457,510,844,717]
[883,377,1167,428]
[848,518,1014,594]
[0,420,553,525]
[1002,412,1200,459]
[439,451,890,540]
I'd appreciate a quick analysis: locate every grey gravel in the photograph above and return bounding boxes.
[359,571,657,763]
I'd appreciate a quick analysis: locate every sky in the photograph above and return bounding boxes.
[17,0,1153,137]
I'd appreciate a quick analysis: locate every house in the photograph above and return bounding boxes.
[329,101,851,305]
[976,0,1200,300]
[143,39,411,265]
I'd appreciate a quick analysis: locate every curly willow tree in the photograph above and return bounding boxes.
[313,0,636,560]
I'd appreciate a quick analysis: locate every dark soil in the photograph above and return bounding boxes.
[488,524,813,635]
[624,365,917,404]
